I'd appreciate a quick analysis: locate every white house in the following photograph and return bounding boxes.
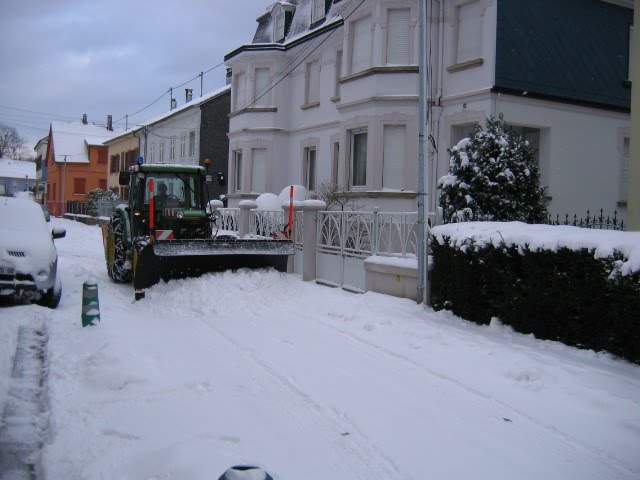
[225,0,633,222]
[225,0,421,212]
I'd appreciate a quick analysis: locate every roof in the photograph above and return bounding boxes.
[226,0,344,60]
[134,85,231,133]
[0,158,36,180]
[50,121,119,164]
[495,0,633,111]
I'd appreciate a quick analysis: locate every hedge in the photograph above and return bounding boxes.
[430,237,640,364]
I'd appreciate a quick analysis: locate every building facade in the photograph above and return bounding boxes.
[225,0,634,222]
[45,121,116,216]
[104,132,139,201]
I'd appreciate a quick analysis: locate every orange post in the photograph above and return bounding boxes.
[288,185,294,239]
[149,179,155,231]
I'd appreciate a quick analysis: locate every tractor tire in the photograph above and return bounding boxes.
[108,213,133,283]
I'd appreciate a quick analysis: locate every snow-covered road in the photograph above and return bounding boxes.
[1,218,639,479]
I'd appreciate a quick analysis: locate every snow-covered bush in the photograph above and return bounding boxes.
[438,115,547,223]
[86,188,119,217]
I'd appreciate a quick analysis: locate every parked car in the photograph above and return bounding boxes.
[0,197,65,308]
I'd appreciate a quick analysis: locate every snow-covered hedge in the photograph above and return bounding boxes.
[430,222,640,363]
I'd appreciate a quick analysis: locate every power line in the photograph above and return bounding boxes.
[0,105,77,121]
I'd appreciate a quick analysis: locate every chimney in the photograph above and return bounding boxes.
[170,98,177,110]
[82,113,88,125]
[226,68,232,86]
[107,114,113,131]
[185,89,193,103]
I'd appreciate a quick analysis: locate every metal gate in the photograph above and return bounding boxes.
[316,211,374,293]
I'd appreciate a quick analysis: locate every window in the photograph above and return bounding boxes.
[180,134,186,160]
[312,0,325,24]
[351,16,372,74]
[350,129,367,187]
[621,137,630,202]
[251,148,267,193]
[97,149,107,165]
[234,72,246,110]
[254,68,271,107]
[306,60,320,105]
[150,144,155,163]
[110,154,119,174]
[304,146,317,191]
[73,178,86,195]
[387,9,410,65]
[233,150,243,192]
[382,125,406,189]
[274,8,285,41]
[455,1,483,64]
[169,138,176,161]
[159,141,165,162]
[99,179,107,190]
[334,50,343,98]
[189,131,196,157]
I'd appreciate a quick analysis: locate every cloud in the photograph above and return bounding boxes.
[0,0,268,146]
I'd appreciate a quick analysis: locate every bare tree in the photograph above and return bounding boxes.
[315,181,364,211]
[0,122,31,160]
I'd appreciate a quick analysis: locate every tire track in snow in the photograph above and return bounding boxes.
[184,311,404,480]
[0,321,50,480]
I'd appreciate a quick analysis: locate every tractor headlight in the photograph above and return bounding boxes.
[176,211,184,219]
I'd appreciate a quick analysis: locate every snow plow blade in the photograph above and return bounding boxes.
[133,239,294,291]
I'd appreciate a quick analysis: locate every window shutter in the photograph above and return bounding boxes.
[308,61,320,103]
[254,68,270,107]
[351,131,367,186]
[383,125,405,189]
[621,137,630,201]
[456,2,482,63]
[251,148,267,193]
[351,16,372,74]
[234,151,243,191]
[387,9,410,65]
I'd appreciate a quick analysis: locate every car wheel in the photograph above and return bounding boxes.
[38,276,62,309]
[108,213,133,283]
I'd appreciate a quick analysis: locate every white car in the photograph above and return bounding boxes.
[0,197,66,308]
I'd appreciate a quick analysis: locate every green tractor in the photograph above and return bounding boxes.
[102,161,293,300]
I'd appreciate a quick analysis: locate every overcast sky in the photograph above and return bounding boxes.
[0,0,271,150]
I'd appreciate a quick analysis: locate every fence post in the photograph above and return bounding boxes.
[301,200,326,281]
[238,200,256,237]
[373,206,380,256]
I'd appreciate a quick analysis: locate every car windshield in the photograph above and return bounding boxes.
[142,172,202,209]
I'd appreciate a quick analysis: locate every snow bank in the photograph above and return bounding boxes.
[431,222,640,275]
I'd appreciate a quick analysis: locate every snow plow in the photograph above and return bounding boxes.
[102,160,293,300]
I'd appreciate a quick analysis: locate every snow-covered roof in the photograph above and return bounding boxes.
[0,158,36,180]
[227,0,343,59]
[136,85,231,130]
[50,121,119,164]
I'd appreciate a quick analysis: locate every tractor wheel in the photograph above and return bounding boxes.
[108,214,133,283]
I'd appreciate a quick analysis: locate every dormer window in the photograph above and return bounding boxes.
[312,0,326,24]
[273,5,285,42]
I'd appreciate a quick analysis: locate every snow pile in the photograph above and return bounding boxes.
[431,221,640,275]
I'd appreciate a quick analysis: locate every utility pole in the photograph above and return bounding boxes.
[62,155,67,216]
[417,0,430,305]
[200,72,204,97]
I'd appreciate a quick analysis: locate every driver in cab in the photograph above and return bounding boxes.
[156,182,168,209]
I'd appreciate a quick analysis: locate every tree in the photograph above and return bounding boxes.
[0,122,31,160]
[86,188,120,217]
[315,181,364,211]
[438,115,548,223]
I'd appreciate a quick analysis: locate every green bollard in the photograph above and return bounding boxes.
[218,466,273,480]
[81,280,100,327]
